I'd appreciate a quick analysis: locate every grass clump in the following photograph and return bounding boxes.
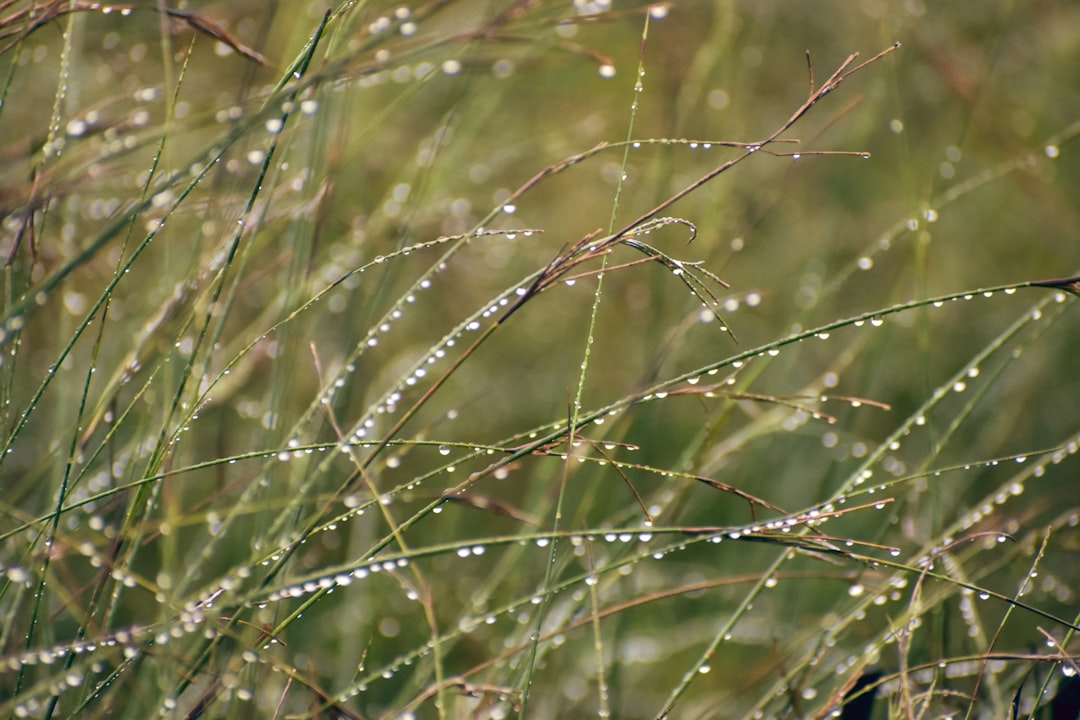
[1,2,1079,719]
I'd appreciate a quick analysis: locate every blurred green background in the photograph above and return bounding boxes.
[2,1,1079,718]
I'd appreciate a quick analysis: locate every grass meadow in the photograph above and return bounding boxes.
[1,1,1079,718]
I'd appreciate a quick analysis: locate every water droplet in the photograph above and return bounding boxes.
[1045,145,1060,158]
[438,445,451,456]
[598,64,616,78]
